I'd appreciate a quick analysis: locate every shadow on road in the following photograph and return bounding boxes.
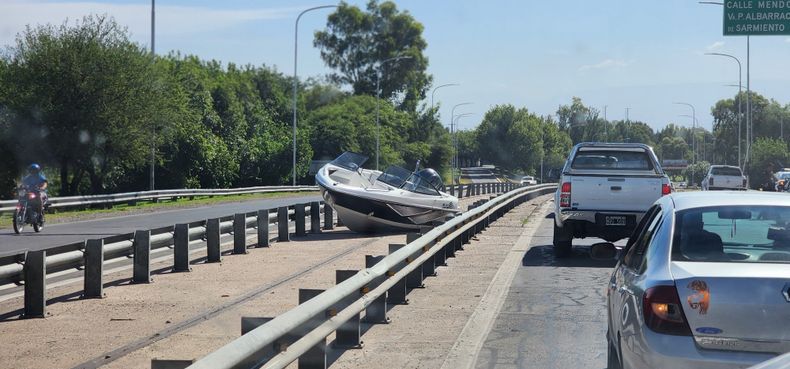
[522,245,617,269]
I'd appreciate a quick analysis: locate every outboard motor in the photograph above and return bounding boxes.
[416,168,444,192]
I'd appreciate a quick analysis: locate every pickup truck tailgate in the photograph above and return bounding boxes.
[570,176,662,211]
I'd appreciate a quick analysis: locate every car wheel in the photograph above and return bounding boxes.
[553,222,572,258]
[607,333,623,369]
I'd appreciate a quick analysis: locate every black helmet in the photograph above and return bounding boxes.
[28,163,41,174]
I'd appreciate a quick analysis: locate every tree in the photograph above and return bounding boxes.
[556,97,599,143]
[0,15,175,195]
[476,105,543,172]
[314,0,431,112]
[747,138,789,189]
[305,95,413,168]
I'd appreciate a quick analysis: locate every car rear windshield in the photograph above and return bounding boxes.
[672,206,790,264]
[711,167,742,176]
[570,150,654,171]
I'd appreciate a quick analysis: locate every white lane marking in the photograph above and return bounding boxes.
[440,199,551,369]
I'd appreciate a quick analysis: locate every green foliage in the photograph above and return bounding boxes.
[314,0,431,112]
[747,138,789,188]
[476,105,544,172]
[0,15,173,195]
[682,161,710,186]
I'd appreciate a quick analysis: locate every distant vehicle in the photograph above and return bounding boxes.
[553,143,671,257]
[773,172,790,192]
[702,165,747,191]
[594,191,790,369]
[520,176,537,185]
[13,185,45,234]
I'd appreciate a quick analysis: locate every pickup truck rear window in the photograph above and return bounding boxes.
[570,150,654,171]
[711,167,742,176]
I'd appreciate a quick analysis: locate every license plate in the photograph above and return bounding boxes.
[605,216,627,226]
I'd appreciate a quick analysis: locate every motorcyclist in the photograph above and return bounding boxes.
[20,163,48,223]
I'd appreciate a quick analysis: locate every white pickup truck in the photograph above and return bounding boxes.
[553,143,671,257]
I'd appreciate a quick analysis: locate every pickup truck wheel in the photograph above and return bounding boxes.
[553,222,573,258]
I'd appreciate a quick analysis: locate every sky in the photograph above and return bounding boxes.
[2,0,790,131]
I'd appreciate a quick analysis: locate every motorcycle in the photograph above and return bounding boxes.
[13,186,44,234]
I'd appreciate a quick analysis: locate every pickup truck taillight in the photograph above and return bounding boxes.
[643,285,692,336]
[661,183,671,196]
[559,182,571,208]
[709,178,714,186]
[743,178,747,188]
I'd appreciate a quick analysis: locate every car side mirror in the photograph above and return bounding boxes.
[590,242,618,260]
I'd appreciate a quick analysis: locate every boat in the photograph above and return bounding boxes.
[316,152,461,233]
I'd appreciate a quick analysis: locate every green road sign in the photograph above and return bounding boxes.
[723,0,790,35]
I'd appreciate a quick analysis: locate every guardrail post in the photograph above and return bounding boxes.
[173,224,191,272]
[206,218,221,263]
[278,207,290,242]
[233,213,248,255]
[241,316,273,335]
[83,239,104,299]
[407,233,436,277]
[364,255,390,324]
[23,250,46,318]
[133,230,151,284]
[334,270,363,348]
[150,359,194,369]
[387,244,408,305]
[457,185,463,198]
[405,248,424,289]
[465,184,472,197]
[323,203,334,230]
[298,288,327,369]
[257,209,269,248]
[295,204,306,237]
[310,202,321,234]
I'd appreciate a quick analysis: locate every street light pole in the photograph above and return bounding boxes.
[452,113,473,184]
[699,1,752,168]
[292,5,338,186]
[430,83,459,113]
[150,0,155,191]
[375,55,413,170]
[706,52,743,169]
[675,102,697,185]
[450,102,473,183]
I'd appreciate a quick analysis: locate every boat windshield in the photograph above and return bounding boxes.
[377,165,412,188]
[330,152,368,171]
[401,169,444,196]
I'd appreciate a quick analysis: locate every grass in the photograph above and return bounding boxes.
[0,191,319,228]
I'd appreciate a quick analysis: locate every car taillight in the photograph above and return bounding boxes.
[559,182,571,208]
[743,178,747,187]
[643,285,692,336]
[661,183,671,196]
[28,193,36,199]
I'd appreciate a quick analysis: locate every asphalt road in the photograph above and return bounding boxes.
[0,194,321,253]
[475,211,622,369]
[462,167,499,183]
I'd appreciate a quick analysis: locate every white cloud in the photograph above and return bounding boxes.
[578,59,632,72]
[705,41,725,51]
[0,1,299,48]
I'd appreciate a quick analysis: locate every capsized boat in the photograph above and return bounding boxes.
[316,152,461,233]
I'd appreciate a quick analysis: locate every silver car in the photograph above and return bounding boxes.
[594,191,790,369]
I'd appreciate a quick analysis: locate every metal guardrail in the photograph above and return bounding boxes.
[1,182,518,319]
[184,183,556,369]
[0,185,320,213]
[0,181,501,214]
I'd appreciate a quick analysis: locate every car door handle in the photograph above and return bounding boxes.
[610,186,622,191]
